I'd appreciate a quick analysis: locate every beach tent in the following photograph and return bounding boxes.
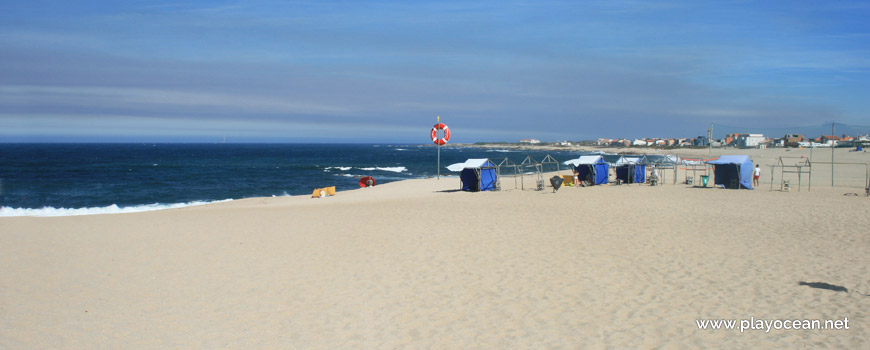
[447,158,498,192]
[705,155,753,189]
[615,157,646,184]
[563,155,609,185]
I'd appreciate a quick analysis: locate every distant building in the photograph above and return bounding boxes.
[632,139,648,146]
[694,136,709,147]
[724,133,741,147]
[785,134,804,143]
[520,139,540,144]
[737,134,765,148]
[780,134,804,148]
[556,141,572,146]
[596,138,613,146]
[818,135,840,145]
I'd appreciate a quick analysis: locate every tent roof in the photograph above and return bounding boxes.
[563,155,605,167]
[643,154,678,164]
[600,154,625,165]
[706,155,751,165]
[446,158,495,172]
[681,158,706,165]
[621,156,644,165]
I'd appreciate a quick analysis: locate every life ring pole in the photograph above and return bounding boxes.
[431,116,450,180]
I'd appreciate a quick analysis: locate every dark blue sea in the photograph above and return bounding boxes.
[0,144,576,216]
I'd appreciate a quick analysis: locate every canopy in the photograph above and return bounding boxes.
[706,155,753,189]
[681,158,706,165]
[563,155,605,167]
[447,158,492,172]
[601,154,625,166]
[643,155,679,165]
[621,156,644,165]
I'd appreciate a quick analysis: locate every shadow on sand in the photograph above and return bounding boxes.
[798,281,849,293]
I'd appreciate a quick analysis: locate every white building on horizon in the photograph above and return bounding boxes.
[737,134,765,148]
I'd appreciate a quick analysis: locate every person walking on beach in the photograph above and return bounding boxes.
[753,164,761,187]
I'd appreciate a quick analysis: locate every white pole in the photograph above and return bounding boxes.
[708,123,713,158]
[437,144,440,180]
[437,116,441,180]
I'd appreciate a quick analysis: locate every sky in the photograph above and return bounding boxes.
[1,0,868,143]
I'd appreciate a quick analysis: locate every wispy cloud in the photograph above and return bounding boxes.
[1,0,867,141]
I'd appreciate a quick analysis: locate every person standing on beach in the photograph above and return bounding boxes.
[753,164,761,187]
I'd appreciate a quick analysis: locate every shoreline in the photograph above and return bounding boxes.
[5,143,869,218]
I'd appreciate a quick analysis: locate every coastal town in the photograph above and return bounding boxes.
[516,132,870,149]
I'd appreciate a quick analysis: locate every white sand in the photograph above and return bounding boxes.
[1,148,868,349]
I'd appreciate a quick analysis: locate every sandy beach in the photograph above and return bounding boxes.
[2,148,868,349]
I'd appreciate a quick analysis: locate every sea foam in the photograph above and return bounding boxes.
[325,166,407,173]
[0,199,232,217]
[359,166,407,173]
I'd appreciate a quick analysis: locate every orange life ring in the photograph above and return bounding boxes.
[430,123,450,145]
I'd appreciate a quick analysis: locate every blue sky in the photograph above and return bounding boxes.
[1,0,868,142]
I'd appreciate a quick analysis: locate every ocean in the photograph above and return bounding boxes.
[0,143,576,216]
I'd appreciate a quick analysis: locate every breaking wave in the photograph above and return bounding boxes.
[324,166,407,173]
[0,199,232,217]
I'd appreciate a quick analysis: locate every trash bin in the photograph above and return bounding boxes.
[700,175,709,187]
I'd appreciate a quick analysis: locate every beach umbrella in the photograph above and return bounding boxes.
[550,175,563,192]
[359,176,376,188]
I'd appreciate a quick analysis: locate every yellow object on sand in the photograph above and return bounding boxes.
[561,175,574,186]
[311,186,337,198]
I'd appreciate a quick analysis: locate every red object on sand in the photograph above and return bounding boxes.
[359,176,376,188]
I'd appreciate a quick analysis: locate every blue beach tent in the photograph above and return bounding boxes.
[615,157,646,184]
[705,155,753,189]
[563,156,609,185]
[446,158,498,192]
